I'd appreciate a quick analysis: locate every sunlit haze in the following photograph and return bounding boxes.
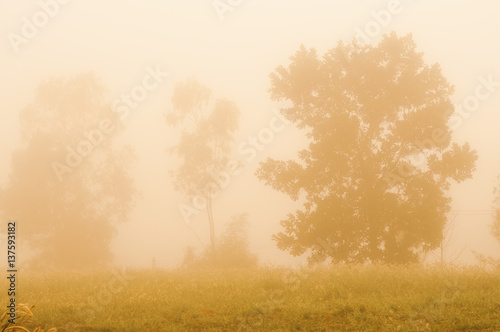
[1,0,499,270]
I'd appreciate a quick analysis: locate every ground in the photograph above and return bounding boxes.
[2,264,500,331]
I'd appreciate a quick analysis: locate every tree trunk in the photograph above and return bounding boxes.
[206,196,215,252]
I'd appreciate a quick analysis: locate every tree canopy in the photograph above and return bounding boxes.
[167,78,240,250]
[256,33,478,264]
[0,73,136,270]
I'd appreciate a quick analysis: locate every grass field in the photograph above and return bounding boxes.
[2,264,500,331]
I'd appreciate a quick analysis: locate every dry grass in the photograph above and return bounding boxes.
[2,265,500,331]
[1,304,56,332]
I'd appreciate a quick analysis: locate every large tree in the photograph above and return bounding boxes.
[0,73,136,270]
[256,33,477,264]
[166,78,239,250]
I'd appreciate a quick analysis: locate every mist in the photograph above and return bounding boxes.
[1,0,499,271]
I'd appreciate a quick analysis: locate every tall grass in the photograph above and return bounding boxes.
[1,264,499,331]
[1,303,56,332]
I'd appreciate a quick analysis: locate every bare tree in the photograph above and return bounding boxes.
[427,212,466,265]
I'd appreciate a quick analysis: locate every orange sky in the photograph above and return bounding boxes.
[1,0,499,267]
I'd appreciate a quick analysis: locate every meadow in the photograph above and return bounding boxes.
[1,264,500,331]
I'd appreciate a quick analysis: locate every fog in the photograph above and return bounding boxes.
[1,0,499,270]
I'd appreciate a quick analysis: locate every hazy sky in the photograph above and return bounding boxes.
[1,0,499,268]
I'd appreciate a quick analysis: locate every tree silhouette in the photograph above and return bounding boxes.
[493,173,500,243]
[256,33,478,264]
[427,212,466,265]
[166,78,239,250]
[494,215,500,243]
[0,73,136,270]
[181,213,258,269]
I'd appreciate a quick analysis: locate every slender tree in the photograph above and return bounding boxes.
[492,173,500,243]
[257,33,478,264]
[167,78,239,250]
[427,212,466,265]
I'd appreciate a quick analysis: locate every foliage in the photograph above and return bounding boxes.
[0,73,136,270]
[166,78,240,249]
[256,33,478,264]
[182,214,258,269]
